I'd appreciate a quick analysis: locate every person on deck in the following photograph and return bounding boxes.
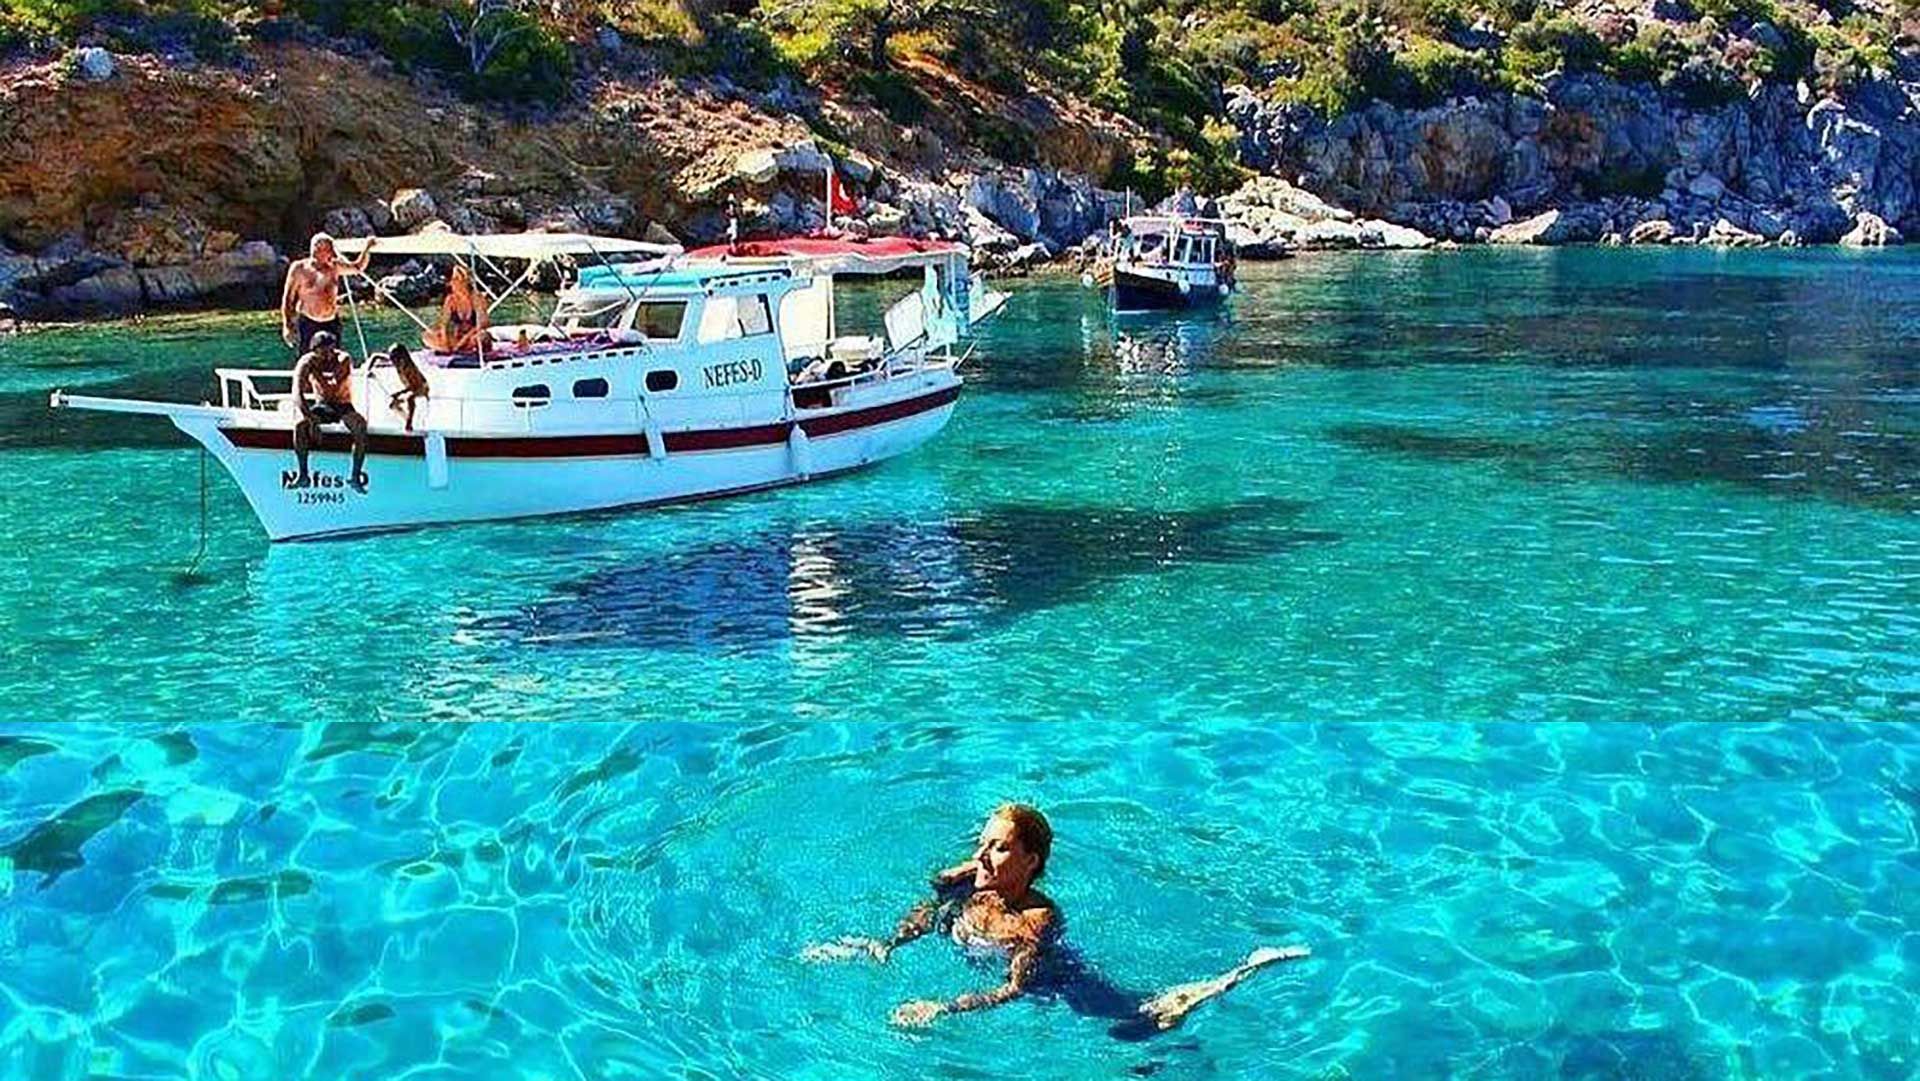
[803,804,1310,1036]
[382,342,431,433]
[291,331,369,492]
[281,233,374,353]
[423,265,489,355]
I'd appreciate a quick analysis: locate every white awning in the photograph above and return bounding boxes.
[332,232,681,262]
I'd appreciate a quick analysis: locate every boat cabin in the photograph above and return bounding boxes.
[1112,216,1232,270]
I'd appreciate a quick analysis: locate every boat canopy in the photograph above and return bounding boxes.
[575,262,795,294]
[685,236,967,275]
[333,232,682,262]
[1120,215,1228,236]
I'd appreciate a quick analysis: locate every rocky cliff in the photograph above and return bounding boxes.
[3,20,1917,320]
[0,38,1134,318]
[1227,67,1920,246]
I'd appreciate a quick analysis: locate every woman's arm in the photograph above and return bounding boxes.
[892,941,1039,1027]
[931,859,978,889]
[800,898,939,964]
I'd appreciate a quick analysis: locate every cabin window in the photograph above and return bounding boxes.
[634,301,687,341]
[1199,238,1214,263]
[573,377,610,399]
[1174,236,1194,264]
[645,369,679,393]
[553,296,628,332]
[738,294,774,336]
[512,384,551,408]
[696,294,776,343]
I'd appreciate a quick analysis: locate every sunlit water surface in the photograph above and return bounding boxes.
[0,249,1916,1077]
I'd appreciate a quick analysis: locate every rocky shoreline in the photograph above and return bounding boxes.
[3,46,1914,324]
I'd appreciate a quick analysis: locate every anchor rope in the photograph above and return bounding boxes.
[180,445,209,581]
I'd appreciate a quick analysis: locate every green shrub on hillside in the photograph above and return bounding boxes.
[1501,13,1605,91]
[1395,35,1494,103]
[291,1,573,103]
[2,0,240,57]
[1809,15,1897,91]
[1604,22,1677,83]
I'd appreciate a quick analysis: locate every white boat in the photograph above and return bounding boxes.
[1089,215,1237,312]
[49,232,1008,541]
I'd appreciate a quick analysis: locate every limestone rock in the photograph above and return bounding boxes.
[1364,220,1437,249]
[323,206,376,240]
[1218,176,1353,224]
[1628,219,1677,244]
[733,148,780,185]
[1005,242,1052,269]
[864,204,909,235]
[840,153,878,184]
[1687,173,1726,202]
[960,205,1019,252]
[1839,212,1902,247]
[1705,218,1766,247]
[376,260,446,305]
[1489,210,1567,245]
[73,48,115,82]
[389,189,439,232]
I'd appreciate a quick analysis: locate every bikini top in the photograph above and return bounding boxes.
[448,305,477,333]
[934,879,1064,958]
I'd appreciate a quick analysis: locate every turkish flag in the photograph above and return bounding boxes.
[828,168,858,217]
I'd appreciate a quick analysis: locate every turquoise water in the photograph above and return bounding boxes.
[0,723,1915,1079]
[1,249,1917,1076]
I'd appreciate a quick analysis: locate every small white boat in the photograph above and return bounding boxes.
[50,232,1008,541]
[1089,215,1236,313]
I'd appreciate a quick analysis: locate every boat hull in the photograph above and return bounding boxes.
[175,379,960,541]
[1110,268,1231,313]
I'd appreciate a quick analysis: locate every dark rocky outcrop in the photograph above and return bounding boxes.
[1227,72,1920,245]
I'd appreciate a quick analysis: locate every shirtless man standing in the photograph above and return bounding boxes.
[292,332,370,492]
[281,233,373,353]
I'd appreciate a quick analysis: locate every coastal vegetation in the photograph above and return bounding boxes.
[1,0,1912,194]
[0,0,1915,318]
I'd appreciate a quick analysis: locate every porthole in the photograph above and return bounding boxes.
[511,384,551,408]
[573,377,610,399]
[645,369,679,393]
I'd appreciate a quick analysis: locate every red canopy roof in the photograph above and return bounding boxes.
[685,236,965,274]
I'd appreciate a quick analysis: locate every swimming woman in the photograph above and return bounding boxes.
[804,803,1309,1035]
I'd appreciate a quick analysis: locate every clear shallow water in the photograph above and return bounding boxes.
[0,249,1917,1077]
[1,249,1916,721]
[0,722,1915,1080]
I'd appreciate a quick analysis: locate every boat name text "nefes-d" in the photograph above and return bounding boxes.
[281,470,361,504]
[701,359,763,389]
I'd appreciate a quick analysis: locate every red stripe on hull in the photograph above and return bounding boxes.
[219,385,960,459]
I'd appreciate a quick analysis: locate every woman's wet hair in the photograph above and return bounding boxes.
[995,803,1053,880]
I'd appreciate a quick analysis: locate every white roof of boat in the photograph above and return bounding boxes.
[333,232,682,261]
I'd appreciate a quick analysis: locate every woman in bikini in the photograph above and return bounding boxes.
[804,804,1310,1036]
[425,265,489,355]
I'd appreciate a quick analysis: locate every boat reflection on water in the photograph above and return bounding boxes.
[398,496,1339,657]
[1108,315,1234,378]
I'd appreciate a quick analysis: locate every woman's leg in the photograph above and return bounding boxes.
[1134,946,1311,1032]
